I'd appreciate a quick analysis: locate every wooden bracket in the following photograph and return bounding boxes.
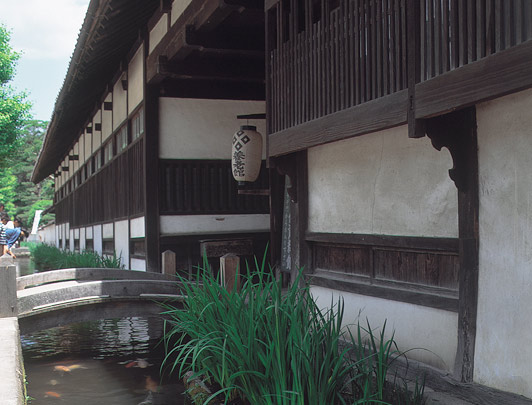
[425,108,477,192]
[274,155,297,203]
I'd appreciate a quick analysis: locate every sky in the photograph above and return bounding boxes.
[1,0,90,121]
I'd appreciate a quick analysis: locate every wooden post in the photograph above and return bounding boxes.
[220,254,240,293]
[161,250,176,276]
[0,262,17,317]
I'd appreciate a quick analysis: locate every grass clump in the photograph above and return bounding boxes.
[161,254,425,405]
[27,243,123,271]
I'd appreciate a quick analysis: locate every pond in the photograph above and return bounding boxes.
[22,316,186,404]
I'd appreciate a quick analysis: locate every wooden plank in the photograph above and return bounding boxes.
[427,0,434,78]
[306,232,459,252]
[389,0,397,91]
[382,0,389,95]
[494,0,502,51]
[309,272,458,312]
[354,0,361,103]
[467,0,476,63]
[450,0,458,69]
[269,89,408,156]
[376,0,383,97]
[442,0,450,72]
[477,0,486,59]
[415,40,532,119]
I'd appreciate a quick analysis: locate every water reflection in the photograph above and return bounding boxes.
[22,317,185,405]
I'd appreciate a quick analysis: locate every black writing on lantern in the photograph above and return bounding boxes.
[233,150,245,177]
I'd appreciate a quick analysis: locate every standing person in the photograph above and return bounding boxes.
[0,213,9,256]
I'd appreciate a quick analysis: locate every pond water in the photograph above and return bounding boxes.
[22,316,186,404]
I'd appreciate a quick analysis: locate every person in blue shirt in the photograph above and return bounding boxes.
[4,218,28,259]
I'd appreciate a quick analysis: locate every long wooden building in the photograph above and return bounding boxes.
[33,0,532,400]
[264,0,532,399]
[32,0,270,273]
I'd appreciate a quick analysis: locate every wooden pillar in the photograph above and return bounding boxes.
[161,250,176,276]
[144,83,161,272]
[0,264,17,317]
[220,254,240,293]
[426,107,479,382]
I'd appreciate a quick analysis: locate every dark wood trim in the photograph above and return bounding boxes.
[306,232,459,252]
[144,79,161,272]
[309,271,458,312]
[425,107,479,383]
[268,164,285,275]
[407,0,425,139]
[268,90,408,157]
[296,150,310,279]
[265,0,278,11]
[416,39,532,119]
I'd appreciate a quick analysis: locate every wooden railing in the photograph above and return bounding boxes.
[420,0,532,80]
[159,159,270,215]
[267,0,532,135]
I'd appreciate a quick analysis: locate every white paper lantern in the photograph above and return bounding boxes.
[231,125,262,183]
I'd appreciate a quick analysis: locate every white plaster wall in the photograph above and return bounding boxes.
[102,223,114,239]
[79,134,85,163]
[37,223,55,245]
[308,125,458,238]
[159,98,266,159]
[475,88,532,398]
[93,225,103,255]
[92,110,102,153]
[80,227,86,251]
[86,226,93,239]
[74,228,79,239]
[130,258,146,272]
[128,45,144,114]
[171,0,192,25]
[102,95,113,142]
[113,79,128,131]
[114,220,129,269]
[160,214,270,235]
[69,229,74,251]
[55,225,60,248]
[84,130,92,160]
[130,216,145,238]
[311,286,458,372]
[149,15,168,53]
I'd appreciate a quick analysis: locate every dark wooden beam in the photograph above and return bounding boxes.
[268,90,408,157]
[309,272,458,312]
[144,82,161,272]
[425,107,479,383]
[306,233,459,252]
[416,40,532,119]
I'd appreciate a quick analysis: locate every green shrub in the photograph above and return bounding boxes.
[161,255,425,405]
[27,243,123,271]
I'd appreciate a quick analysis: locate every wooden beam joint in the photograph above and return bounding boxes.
[425,107,477,192]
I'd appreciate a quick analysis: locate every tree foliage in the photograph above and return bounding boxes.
[2,120,55,227]
[0,24,32,166]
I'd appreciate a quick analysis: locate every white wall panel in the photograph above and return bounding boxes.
[128,45,144,114]
[475,88,532,398]
[160,214,270,235]
[159,98,266,159]
[308,125,458,238]
[114,220,129,269]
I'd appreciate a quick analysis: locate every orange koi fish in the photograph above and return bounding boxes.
[45,391,61,398]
